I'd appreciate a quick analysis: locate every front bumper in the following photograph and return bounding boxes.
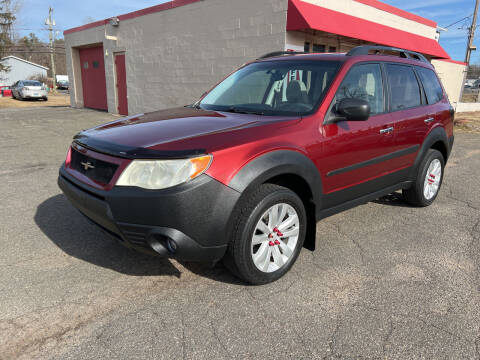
[58,166,240,263]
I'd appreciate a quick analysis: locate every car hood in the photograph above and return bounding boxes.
[74,107,298,159]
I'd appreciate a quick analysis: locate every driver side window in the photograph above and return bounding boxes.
[334,63,384,115]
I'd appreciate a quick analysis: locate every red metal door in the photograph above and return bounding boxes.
[79,46,108,111]
[115,54,128,115]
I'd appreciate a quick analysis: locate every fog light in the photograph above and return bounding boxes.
[166,239,177,254]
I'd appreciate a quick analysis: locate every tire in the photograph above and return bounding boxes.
[224,184,307,285]
[43,97,48,101]
[403,149,445,207]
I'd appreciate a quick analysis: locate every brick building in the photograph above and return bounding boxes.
[64,0,466,116]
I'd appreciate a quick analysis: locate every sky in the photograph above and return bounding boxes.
[14,0,478,63]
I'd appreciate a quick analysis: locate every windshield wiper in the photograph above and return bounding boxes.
[226,107,264,116]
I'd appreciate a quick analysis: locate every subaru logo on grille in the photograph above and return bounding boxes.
[80,161,95,171]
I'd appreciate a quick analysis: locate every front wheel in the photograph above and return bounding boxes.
[403,149,445,207]
[224,184,306,285]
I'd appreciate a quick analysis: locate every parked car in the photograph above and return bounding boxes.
[57,80,69,90]
[0,85,12,97]
[58,46,454,284]
[11,80,48,101]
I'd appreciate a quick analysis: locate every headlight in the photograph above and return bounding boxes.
[116,155,212,190]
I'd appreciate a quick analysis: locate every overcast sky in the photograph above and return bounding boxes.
[15,0,477,62]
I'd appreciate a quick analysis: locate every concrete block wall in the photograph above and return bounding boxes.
[65,0,289,115]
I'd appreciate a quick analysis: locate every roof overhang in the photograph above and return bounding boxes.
[0,56,49,70]
[287,0,450,59]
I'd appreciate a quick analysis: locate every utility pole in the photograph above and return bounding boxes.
[465,0,480,65]
[46,7,56,93]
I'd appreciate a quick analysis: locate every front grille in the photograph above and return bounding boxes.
[70,148,119,184]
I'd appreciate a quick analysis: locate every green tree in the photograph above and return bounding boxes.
[0,0,15,72]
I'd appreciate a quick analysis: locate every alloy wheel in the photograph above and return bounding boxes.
[423,159,442,200]
[251,203,300,273]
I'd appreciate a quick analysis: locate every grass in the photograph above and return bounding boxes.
[0,93,70,109]
[455,112,480,133]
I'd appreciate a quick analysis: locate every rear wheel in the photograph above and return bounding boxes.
[224,184,306,284]
[403,149,444,207]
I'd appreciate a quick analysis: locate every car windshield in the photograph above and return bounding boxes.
[23,81,42,86]
[199,60,341,116]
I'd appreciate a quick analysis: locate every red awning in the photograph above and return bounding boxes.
[287,0,450,59]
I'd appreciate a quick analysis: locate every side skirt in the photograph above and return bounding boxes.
[316,165,414,221]
[316,180,412,220]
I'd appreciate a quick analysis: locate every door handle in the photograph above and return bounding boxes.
[380,127,394,134]
[424,117,435,124]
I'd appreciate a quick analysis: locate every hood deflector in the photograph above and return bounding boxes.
[73,134,206,160]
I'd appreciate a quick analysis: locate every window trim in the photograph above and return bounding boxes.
[323,61,388,125]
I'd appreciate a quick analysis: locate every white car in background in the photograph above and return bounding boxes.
[11,80,48,101]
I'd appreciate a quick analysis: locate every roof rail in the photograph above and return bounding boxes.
[257,51,308,60]
[346,46,429,63]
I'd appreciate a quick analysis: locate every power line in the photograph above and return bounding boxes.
[444,15,473,29]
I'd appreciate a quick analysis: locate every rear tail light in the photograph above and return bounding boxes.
[65,147,72,166]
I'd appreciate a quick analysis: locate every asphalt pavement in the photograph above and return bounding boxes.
[0,106,478,359]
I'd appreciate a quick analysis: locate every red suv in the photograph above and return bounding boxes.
[59,46,454,284]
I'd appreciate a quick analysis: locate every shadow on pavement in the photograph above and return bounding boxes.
[34,194,241,284]
[373,191,412,207]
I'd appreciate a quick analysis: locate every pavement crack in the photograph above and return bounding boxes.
[209,320,232,358]
[469,218,480,250]
[351,236,366,265]
[325,318,342,359]
[382,320,394,356]
[181,312,187,360]
[445,195,480,211]
[475,334,480,360]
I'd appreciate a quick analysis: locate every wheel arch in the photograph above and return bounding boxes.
[411,126,449,180]
[228,150,322,251]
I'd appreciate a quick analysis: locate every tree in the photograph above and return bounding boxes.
[20,32,40,61]
[467,64,480,79]
[0,0,16,71]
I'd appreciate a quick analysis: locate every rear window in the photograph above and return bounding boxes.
[416,67,444,104]
[386,64,421,111]
[23,81,42,86]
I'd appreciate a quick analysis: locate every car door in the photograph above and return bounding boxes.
[384,64,427,170]
[320,62,397,208]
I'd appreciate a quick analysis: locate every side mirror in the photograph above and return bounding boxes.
[337,98,371,121]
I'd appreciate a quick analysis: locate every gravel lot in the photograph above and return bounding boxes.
[0,107,479,359]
